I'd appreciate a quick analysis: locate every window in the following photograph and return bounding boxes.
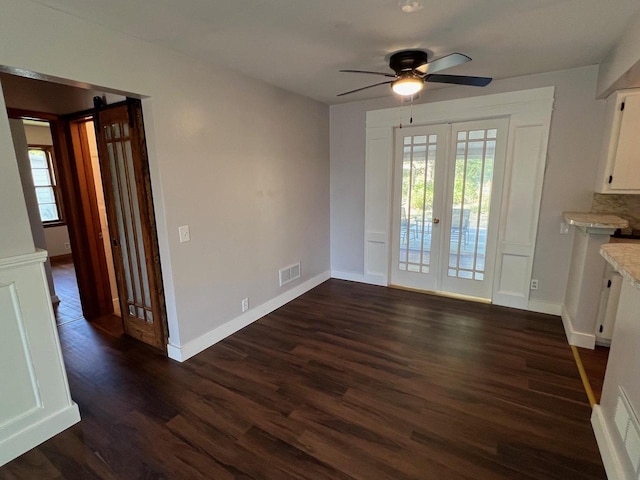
[28,146,64,224]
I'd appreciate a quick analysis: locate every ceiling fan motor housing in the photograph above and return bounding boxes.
[389,50,429,73]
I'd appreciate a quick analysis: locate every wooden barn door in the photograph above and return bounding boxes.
[94,99,167,350]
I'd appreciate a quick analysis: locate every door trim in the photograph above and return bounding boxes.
[364,87,554,309]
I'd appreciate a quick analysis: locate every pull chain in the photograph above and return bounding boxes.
[399,95,415,128]
[410,95,414,124]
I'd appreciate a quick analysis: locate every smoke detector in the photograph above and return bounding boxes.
[398,0,423,13]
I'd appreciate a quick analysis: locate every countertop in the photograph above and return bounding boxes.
[563,212,629,229]
[601,243,640,290]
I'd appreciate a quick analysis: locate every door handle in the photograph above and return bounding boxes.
[112,238,119,247]
[432,218,440,224]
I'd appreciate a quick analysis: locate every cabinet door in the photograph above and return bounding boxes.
[610,94,640,190]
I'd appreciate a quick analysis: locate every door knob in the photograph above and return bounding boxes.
[433,218,440,224]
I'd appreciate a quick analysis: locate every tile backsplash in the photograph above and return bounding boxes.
[592,194,640,232]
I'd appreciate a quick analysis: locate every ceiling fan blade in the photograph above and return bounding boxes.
[425,74,492,87]
[337,81,393,97]
[339,69,396,78]
[416,53,471,75]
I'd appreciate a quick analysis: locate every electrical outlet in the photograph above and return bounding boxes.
[64,242,70,250]
[530,279,539,290]
[178,225,190,243]
[241,298,249,312]
[560,222,569,235]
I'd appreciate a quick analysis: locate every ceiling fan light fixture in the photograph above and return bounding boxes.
[392,76,424,96]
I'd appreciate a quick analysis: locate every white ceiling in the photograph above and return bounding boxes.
[29,0,640,104]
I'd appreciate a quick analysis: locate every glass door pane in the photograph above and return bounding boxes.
[398,133,437,274]
[447,128,496,281]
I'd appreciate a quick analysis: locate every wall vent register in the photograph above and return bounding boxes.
[279,263,301,287]
[614,388,640,475]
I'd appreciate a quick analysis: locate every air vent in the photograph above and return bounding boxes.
[279,262,301,287]
[614,388,640,473]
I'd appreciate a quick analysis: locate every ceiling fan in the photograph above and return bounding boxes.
[338,50,492,97]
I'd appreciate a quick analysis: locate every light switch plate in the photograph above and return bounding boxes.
[560,222,569,235]
[178,225,191,243]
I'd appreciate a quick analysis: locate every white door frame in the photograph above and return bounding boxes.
[364,87,554,309]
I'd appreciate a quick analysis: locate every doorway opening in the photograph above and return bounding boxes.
[3,72,168,351]
[16,114,124,336]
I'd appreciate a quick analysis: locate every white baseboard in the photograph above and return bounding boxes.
[330,270,365,283]
[0,403,80,467]
[527,299,561,316]
[167,271,331,362]
[561,305,596,349]
[591,405,625,480]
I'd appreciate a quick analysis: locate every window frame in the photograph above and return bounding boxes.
[28,144,66,227]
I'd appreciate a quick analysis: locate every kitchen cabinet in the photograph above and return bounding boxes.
[594,89,640,193]
[561,212,628,349]
[594,263,622,345]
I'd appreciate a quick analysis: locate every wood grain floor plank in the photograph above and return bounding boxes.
[0,278,605,479]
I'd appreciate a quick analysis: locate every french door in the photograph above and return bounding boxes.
[390,118,508,300]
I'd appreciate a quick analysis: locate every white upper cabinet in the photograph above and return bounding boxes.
[595,89,640,193]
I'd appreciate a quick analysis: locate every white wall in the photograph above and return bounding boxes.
[22,124,73,258]
[0,0,330,351]
[43,227,71,257]
[330,65,604,307]
[0,85,34,258]
[23,124,52,145]
[9,119,56,299]
[597,10,640,97]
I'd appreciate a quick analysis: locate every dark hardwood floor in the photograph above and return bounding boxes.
[0,280,605,479]
[51,255,84,326]
[50,255,124,336]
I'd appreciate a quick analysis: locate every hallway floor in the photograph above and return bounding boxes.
[51,255,83,326]
[50,255,124,336]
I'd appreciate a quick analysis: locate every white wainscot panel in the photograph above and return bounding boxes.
[503,126,545,245]
[365,135,392,233]
[498,254,529,297]
[0,283,41,429]
[0,251,80,467]
[366,243,386,275]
